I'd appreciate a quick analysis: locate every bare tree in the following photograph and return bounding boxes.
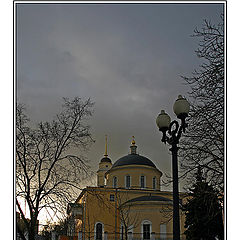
[179,16,224,195]
[16,97,94,240]
[117,191,141,240]
[80,188,141,240]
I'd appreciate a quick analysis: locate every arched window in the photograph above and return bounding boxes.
[140,175,146,188]
[113,176,117,188]
[141,220,152,240]
[95,222,103,240]
[125,175,131,189]
[152,177,156,190]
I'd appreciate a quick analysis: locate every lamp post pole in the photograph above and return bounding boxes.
[156,95,190,240]
[169,127,181,240]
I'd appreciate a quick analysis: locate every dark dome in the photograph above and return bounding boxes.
[100,157,112,163]
[112,154,156,168]
[125,195,172,204]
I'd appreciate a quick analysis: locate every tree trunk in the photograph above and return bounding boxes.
[17,223,27,240]
[28,217,38,240]
[28,226,36,240]
[124,227,128,240]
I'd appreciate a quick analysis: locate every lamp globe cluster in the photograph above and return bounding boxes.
[156,95,190,131]
[155,94,190,240]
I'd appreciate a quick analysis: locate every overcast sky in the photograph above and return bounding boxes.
[16,2,224,190]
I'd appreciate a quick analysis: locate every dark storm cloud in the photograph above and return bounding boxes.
[16,3,224,190]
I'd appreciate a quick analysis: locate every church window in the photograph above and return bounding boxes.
[143,224,150,239]
[113,176,117,188]
[125,175,131,188]
[153,177,156,190]
[140,175,146,188]
[95,223,103,240]
[142,220,152,240]
[110,194,115,201]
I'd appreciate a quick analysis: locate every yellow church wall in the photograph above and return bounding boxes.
[106,165,162,190]
[76,187,187,239]
[120,201,186,238]
[77,188,119,239]
[70,139,189,239]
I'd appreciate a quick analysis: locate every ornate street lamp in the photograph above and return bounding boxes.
[156,95,190,240]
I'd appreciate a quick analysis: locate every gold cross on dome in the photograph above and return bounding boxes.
[131,136,136,145]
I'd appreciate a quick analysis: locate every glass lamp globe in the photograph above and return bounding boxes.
[173,95,190,119]
[156,110,171,131]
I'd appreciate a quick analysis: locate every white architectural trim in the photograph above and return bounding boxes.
[141,220,152,239]
[128,224,134,233]
[160,224,167,240]
[152,176,156,190]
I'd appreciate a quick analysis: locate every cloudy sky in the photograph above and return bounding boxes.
[16,2,224,190]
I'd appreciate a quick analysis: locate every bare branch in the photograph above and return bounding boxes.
[16,97,94,238]
[179,17,224,193]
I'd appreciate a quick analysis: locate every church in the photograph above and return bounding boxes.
[66,137,187,240]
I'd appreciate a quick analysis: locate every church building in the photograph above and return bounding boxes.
[67,137,187,240]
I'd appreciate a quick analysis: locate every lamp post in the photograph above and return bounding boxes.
[156,95,190,240]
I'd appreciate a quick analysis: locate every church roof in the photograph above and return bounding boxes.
[111,153,156,168]
[99,135,112,163]
[100,157,112,163]
[125,195,172,204]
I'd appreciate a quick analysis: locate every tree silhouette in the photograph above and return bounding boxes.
[180,16,224,194]
[16,97,94,240]
[183,167,224,240]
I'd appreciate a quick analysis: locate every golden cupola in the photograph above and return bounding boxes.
[97,135,112,187]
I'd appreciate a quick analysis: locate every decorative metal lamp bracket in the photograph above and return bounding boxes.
[161,119,187,149]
